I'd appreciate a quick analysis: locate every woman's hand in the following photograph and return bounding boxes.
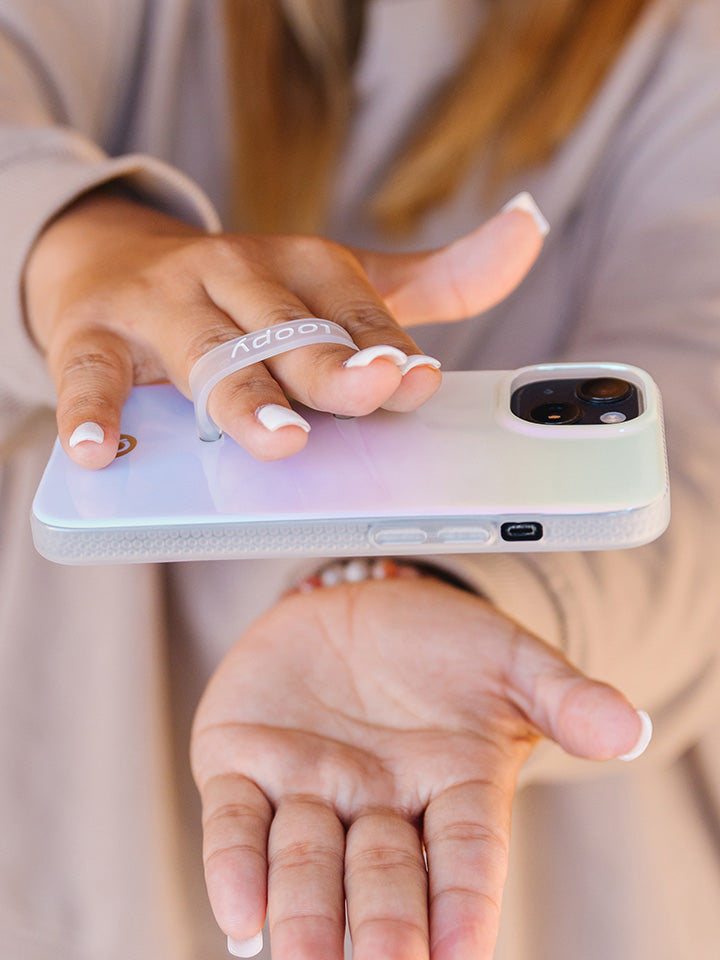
[23,190,545,468]
[190,576,646,960]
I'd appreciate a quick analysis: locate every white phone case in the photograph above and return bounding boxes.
[31,362,670,564]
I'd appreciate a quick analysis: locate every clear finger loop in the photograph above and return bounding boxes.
[189,318,359,441]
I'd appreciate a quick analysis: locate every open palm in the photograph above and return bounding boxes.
[191,577,643,960]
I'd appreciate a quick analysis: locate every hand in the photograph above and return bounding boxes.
[190,576,645,960]
[23,190,545,468]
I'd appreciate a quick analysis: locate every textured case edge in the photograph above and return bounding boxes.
[31,487,670,565]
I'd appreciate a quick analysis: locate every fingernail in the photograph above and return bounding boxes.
[618,710,653,761]
[400,354,442,375]
[255,404,311,433]
[228,932,263,957]
[69,421,105,447]
[501,191,550,236]
[343,345,407,369]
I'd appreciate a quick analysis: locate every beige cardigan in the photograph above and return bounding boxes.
[1,1,720,957]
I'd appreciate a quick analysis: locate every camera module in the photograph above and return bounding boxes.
[512,375,640,425]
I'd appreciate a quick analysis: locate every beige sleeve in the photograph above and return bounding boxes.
[0,8,220,440]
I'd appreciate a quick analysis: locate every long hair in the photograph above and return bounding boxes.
[223,0,653,234]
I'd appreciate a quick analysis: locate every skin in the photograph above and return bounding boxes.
[23,189,544,467]
[191,577,644,960]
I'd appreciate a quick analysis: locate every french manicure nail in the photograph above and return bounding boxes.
[618,710,653,761]
[501,191,550,236]
[400,354,442,375]
[228,932,264,957]
[343,345,407,369]
[69,421,105,447]
[256,404,311,433]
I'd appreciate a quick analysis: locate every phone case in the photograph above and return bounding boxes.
[31,362,670,564]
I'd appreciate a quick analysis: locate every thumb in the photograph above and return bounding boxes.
[354,192,549,327]
[507,634,652,762]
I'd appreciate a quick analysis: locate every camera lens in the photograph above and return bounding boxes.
[530,401,581,424]
[576,377,632,403]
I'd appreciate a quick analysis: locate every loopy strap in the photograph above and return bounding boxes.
[188,318,358,440]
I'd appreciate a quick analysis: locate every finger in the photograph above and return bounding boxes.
[277,241,442,413]
[355,194,548,327]
[345,810,429,960]
[146,297,315,461]
[424,779,515,960]
[199,773,272,944]
[267,798,346,960]
[504,628,649,761]
[205,240,440,417]
[47,326,134,469]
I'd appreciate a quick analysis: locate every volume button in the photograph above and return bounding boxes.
[436,525,492,544]
[370,526,428,546]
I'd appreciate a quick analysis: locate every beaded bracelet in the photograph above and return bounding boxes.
[288,558,421,595]
[286,557,477,596]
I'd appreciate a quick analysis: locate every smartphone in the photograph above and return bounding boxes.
[31,362,670,564]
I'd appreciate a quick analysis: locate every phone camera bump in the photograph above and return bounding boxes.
[511,375,640,425]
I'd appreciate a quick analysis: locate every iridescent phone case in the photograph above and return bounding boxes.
[32,363,670,564]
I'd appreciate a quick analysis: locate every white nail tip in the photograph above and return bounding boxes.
[400,354,442,375]
[501,191,550,236]
[228,933,264,957]
[255,404,311,433]
[618,710,653,761]
[343,345,408,368]
[69,421,105,447]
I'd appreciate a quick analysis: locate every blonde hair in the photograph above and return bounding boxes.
[223,0,652,235]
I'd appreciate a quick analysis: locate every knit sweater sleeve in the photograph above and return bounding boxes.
[0,2,220,439]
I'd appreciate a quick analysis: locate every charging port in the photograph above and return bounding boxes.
[501,521,544,542]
